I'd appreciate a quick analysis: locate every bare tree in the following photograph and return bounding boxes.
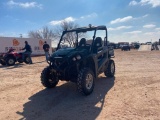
[28,26,55,40]
[28,22,84,47]
[54,21,81,47]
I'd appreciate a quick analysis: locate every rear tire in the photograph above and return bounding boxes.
[104,60,115,77]
[6,57,16,66]
[41,67,59,88]
[77,68,95,95]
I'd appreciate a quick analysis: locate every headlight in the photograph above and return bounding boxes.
[76,55,81,60]
[72,55,81,61]
[72,57,76,61]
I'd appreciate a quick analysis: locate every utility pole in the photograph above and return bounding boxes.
[19,34,22,38]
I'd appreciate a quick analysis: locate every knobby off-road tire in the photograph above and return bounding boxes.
[24,56,31,64]
[6,57,16,66]
[104,60,115,77]
[41,67,59,88]
[77,68,95,95]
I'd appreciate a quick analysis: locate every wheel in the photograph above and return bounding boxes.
[24,56,31,64]
[6,57,16,66]
[77,68,95,95]
[41,67,59,88]
[104,60,115,77]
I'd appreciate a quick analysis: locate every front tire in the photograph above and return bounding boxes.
[6,57,16,66]
[104,60,115,77]
[77,68,95,95]
[24,56,30,64]
[41,67,59,88]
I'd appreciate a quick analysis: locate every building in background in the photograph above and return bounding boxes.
[0,37,51,55]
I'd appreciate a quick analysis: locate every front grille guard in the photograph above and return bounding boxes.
[50,58,68,71]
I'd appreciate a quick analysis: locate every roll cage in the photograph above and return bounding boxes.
[56,25,108,51]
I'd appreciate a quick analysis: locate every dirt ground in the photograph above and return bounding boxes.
[0,49,160,120]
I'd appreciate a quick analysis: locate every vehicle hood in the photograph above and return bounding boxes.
[51,47,89,58]
[51,48,75,57]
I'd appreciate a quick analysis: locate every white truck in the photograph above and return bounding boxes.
[0,37,51,56]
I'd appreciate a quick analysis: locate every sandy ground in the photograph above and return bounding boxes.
[0,49,160,120]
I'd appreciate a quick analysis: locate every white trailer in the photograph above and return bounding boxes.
[0,37,51,56]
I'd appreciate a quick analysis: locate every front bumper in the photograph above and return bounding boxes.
[50,58,79,81]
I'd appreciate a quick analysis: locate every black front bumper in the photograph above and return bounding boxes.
[50,59,79,82]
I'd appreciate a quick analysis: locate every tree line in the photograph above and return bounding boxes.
[28,21,79,47]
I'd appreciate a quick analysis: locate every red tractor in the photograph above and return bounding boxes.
[0,48,31,66]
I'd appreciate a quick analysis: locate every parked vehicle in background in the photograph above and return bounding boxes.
[118,42,129,49]
[109,43,119,49]
[121,45,130,51]
[133,44,140,49]
[130,42,140,49]
[146,42,152,45]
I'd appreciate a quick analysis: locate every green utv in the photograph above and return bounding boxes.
[41,25,115,95]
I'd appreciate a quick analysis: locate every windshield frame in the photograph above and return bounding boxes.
[56,26,108,51]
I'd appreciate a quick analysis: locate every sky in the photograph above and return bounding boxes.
[0,0,160,43]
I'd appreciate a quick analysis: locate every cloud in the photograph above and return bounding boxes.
[108,26,132,31]
[129,0,160,8]
[142,14,149,18]
[155,28,160,30]
[49,17,76,25]
[126,31,142,34]
[144,32,154,35]
[110,16,133,24]
[80,13,98,19]
[109,14,149,28]
[140,0,160,7]
[143,24,156,28]
[49,13,97,26]
[7,0,43,9]
[129,0,138,6]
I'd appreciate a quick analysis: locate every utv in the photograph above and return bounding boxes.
[41,25,115,95]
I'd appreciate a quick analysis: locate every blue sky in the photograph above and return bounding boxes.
[0,0,160,43]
